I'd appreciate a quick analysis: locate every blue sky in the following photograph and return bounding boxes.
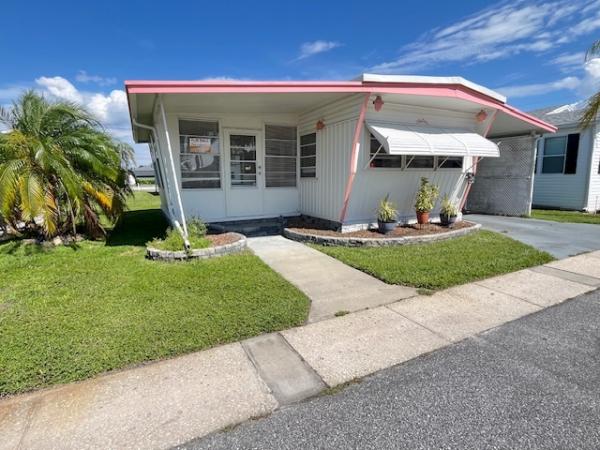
[2,0,600,165]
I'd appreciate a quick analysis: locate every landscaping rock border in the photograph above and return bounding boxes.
[283,222,481,247]
[146,232,247,261]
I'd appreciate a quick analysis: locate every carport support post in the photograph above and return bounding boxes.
[159,96,189,239]
[339,93,372,224]
[459,109,498,212]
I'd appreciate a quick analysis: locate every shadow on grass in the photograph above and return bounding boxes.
[0,240,82,255]
[106,208,169,247]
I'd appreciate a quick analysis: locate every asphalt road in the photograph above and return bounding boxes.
[465,214,600,259]
[179,289,600,450]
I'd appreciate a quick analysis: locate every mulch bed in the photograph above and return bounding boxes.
[286,219,475,239]
[206,232,241,246]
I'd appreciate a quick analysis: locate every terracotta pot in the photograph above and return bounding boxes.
[416,211,430,224]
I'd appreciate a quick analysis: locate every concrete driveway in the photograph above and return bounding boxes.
[466,214,600,259]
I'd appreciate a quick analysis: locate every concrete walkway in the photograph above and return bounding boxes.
[1,252,599,450]
[466,213,600,259]
[247,236,417,322]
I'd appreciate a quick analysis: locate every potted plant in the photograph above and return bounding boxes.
[439,194,459,227]
[377,194,398,234]
[414,177,439,225]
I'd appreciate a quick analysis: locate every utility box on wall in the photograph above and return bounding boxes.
[467,135,537,216]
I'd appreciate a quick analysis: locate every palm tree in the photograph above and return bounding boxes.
[580,40,600,129]
[0,91,132,239]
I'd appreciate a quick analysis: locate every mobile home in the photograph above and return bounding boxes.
[125,74,555,234]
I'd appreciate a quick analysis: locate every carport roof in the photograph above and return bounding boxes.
[126,74,557,142]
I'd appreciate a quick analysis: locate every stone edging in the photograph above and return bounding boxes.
[146,233,247,261]
[283,222,481,247]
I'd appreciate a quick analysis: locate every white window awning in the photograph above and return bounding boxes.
[366,122,499,158]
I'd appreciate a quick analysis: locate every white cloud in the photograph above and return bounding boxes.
[75,70,117,87]
[296,40,341,60]
[371,0,600,73]
[551,52,586,72]
[496,57,600,99]
[28,76,151,165]
[496,77,580,98]
[36,76,83,103]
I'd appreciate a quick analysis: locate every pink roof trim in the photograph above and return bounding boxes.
[125,80,556,133]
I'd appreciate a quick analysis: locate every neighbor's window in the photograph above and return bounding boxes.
[541,134,579,174]
[369,133,402,168]
[437,156,463,169]
[179,120,221,188]
[265,125,297,187]
[300,133,317,178]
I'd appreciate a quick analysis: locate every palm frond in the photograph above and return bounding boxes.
[580,91,600,129]
[586,40,600,62]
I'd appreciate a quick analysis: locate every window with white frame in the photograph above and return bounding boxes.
[265,125,297,187]
[405,155,435,169]
[369,132,461,170]
[300,133,317,178]
[369,133,402,168]
[437,156,464,169]
[541,134,579,174]
[179,120,221,188]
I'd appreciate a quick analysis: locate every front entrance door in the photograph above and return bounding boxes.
[225,129,264,217]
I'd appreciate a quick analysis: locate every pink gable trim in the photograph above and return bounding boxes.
[125,80,556,133]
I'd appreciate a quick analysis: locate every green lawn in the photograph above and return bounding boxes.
[313,230,553,290]
[530,209,600,225]
[0,193,309,396]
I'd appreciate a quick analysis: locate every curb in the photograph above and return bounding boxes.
[283,222,481,247]
[146,233,247,261]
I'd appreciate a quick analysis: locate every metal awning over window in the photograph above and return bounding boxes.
[366,122,500,157]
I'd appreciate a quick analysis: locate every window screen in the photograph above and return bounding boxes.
[179,120,220,188]
[300,133,317,178]
[265,125,297,187]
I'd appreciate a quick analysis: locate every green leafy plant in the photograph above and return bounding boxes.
[377,194,398,223]
[414,177,440,213]
[147,217,209,251]
[440,194,458,217]
[0,91,134,239]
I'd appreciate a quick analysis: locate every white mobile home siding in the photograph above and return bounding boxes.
[533,126,592,210]
[298,96,480,225]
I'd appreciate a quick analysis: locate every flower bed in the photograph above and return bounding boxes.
[284,221,480,247]
[146,232,246,260]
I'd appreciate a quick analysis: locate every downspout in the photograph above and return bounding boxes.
[158,97,189,240]
[339,93,371,224]
[529,133,543,215]
[131,116,190,249]
[582,121,597,211]
[459,109,498,212]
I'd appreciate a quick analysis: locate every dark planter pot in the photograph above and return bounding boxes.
[416,211,430,225]
[440,213,458,227]
[377,220,397,234]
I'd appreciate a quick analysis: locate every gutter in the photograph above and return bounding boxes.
[131,114,190,249]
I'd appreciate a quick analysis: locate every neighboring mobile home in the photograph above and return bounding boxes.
[528,104,600,212]
[125,74,555,235]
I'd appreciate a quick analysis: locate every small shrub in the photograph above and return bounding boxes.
[440,194,458,217]
[414,177,440,213]
[187,218,207,237]
[377,195,398,223]
[147,217,209,251]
